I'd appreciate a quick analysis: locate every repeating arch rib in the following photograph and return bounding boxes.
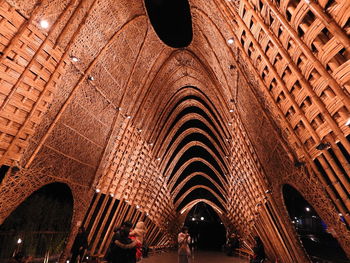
[167,157,228,190]
[174,185,226,210]
[171,172,227,201]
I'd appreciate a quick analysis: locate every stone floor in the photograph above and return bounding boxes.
[142,250,249,263]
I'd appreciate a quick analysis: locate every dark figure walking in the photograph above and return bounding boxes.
[250,236,266,263]
[70,226,88,263]
[111,227,137,263]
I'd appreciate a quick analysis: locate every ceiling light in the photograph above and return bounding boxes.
[136,205,140,209]
[346,118,350,126]
[96,189,100,193]
[110,193,114,197]
[71,56,79,62]
[200,217,204,221]
[229,109,234,112]
[339,213,343,216]
[17,238,22,244]
[192,217,195,221]
[156,157,161,161]
[40,20,49,29]
[149,142,154,146]
[126,115,132,119]
[227,38,234,45]
[88,75,94,81]
[305,207,310,212]
[228,122,232,126]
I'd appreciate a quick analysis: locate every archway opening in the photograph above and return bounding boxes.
[0,183,73,261]
[283,184,348,262]
[184,202,226,251]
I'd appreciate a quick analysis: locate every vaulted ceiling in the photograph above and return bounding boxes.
[0,0,349,262]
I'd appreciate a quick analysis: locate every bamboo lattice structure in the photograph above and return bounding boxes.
[0,0,349,262]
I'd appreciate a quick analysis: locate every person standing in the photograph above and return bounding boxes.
[111,227,137,263]
[129,221,146,261]
[105,221,133,262]
[178,226,191,263]
[70,227,88,263]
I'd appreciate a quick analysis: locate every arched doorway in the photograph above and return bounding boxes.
[0,183,73,261]
[184,202,226,251]
[283,184,348,262]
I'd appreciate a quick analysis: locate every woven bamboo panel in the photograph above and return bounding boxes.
[95,118,175,227]
[235,0,350,155]
[0,3,67,166]
[228,0,350,228]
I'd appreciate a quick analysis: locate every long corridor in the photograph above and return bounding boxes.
[142,250,249,263]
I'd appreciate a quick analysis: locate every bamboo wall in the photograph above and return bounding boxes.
[0,0,349,262]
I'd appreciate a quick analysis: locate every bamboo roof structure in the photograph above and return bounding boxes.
[0,0,349,262]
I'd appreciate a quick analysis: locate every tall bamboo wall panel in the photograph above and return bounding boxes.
[0,2,66,166]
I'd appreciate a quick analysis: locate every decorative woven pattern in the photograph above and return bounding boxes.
[226,0,350,230]
[0,2,66,166]
[0,0,349,262]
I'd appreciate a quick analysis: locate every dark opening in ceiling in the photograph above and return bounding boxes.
[144,0,193,48]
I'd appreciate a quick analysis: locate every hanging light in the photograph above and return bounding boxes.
[229,109,234,113]
[17,238,22,244]
[95,189,100,193]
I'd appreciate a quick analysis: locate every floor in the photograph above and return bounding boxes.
[142,250,249,263]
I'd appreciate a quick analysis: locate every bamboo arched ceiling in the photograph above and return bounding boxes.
[0,0,349,262]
